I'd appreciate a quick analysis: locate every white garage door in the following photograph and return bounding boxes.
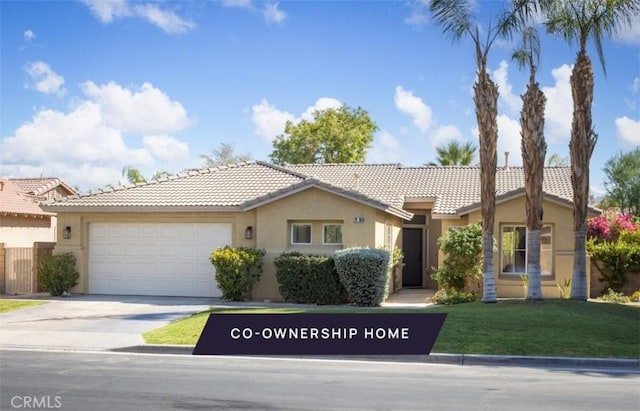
[89,222,232,297]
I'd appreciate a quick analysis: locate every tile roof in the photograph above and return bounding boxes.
[286,164,574,215]
[9,177,77,197]
[44,162,306,209]
[42,161,575,218]
[0,179,55,218]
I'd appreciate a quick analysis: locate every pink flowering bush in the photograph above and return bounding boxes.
[587,213,639,243]
[587,213,640,293]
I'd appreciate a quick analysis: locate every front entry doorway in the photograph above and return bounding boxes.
[402,228,423,287]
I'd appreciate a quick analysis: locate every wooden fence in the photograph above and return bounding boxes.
[1,242,55,295]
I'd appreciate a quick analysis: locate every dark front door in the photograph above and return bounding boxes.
[402,228,423,287]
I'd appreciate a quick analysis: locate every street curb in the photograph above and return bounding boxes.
[110,345,640,370]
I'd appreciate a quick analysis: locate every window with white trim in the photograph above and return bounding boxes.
[291,223,312,245]
[501,224,553,275]
[323,224,343,245]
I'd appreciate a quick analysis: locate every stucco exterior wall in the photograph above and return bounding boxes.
[0,215,55,247]
[466,196,583,298]
[254,188,383,300]
[53,211,256,295]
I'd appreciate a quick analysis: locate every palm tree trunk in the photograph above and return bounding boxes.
[521,82,546,300]
[526,229,542,299]
[569,50,597,301]
[474,71,498,303]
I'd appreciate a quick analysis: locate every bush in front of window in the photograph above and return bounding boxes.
[334,247,390,307]
[210,246,265,301]
[37,252,79,296]
[274,252,344,305]
[431,223,483,295]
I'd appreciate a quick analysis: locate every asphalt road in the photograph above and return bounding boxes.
[1,349,639,411]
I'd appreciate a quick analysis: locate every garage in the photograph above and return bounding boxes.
[88,222,232,297]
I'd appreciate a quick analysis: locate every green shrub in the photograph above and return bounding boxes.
[588,238,640,292]
[631,290,640,302]
[431,223,483,293]
[596,288,631,304]
[210,246,265,301]
[334,247,390,307]
[274,252,343,305]
[37,252,79,296]
[430,288,478,305]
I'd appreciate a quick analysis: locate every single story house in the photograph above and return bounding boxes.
[0,179,57,247]
[43,161,599,299]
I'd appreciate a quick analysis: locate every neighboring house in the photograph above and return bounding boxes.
[0,177,77,247]
[10,177,77,203]
[0,179,56,247]
[43,161,599,299]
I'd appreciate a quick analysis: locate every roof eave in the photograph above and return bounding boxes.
[41,205,244,213]
[242,180,414,220]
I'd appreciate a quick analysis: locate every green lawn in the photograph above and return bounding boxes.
[143,300,640,359]
[0,299,46,313]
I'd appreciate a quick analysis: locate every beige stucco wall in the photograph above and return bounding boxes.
[254,188,395,300]
[0,215,55,247]
[465,196,585,298]
[53,211,256,295]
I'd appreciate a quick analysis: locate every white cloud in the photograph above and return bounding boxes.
[220,0,254,9]
[2,80,193,191]
[23,30,36,41]
[630,77,640,93]
[492,60,522,115]
[81,0,196,34]
[616,116,640,146]
[142,135,189,162]
[497,114,523,167]
[1,103,153,167]
[251,99,296,141]
[431,125,465,150]
[263,2,287,25]
[80,81,191,135]
[251,97,342,142]
[366,130,406,164]
[542,64,573,143]
[404,0,430,27]
[24,61,65,95]
[394,86,433,133]
[615,14,640,45]
[300,97,342,120]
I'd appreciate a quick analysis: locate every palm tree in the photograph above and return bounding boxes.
[542,0,640,300]
[513,26,547,300]
[122,166,145,184]
[546,153,569,166]
[430,141,477,166]
[430,0,525,303]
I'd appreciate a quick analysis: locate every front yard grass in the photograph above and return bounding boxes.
[143,300,640,359]
[0,299,46,313]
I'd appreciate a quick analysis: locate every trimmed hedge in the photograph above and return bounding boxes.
[210,246,265,301]
[274,252,343,305]
[37,252,79,296]
[334,247,390,306]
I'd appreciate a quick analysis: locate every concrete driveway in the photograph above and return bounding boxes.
[0,295,214,351]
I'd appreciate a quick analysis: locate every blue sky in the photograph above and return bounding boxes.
[1,0,638,194]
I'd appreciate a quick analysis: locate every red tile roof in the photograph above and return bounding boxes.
[0,179,55,217]
[9,177,76,197]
